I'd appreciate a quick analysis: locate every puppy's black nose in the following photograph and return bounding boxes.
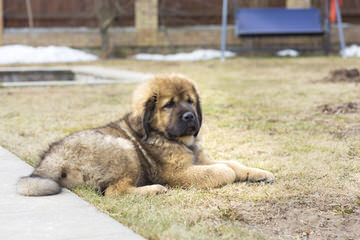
[182,112,195,122]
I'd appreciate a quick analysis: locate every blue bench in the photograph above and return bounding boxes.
[220,0,346,59]
[235,8,324,36]
[231,7,329,54]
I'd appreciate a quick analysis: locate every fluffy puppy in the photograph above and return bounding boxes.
[17,74,274,197]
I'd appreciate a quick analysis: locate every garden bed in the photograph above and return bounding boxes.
[0,66,150,87]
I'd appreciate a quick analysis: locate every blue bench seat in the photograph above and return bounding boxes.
[235,8,324,36]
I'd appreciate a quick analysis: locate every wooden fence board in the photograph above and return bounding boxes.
[2,0,360,28]
[0,0,3,44]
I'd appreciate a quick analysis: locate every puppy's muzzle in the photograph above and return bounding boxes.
[166,110,200,138]
[181,111,198,134]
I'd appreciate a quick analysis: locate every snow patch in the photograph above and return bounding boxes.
[277,49,299,57]
[342,44,360,58]
[0,45,98,64]
[133,49,236,61]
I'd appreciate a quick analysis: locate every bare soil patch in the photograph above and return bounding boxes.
[321,68,360,83]
[318,101,360,114]
[226,195,360,240]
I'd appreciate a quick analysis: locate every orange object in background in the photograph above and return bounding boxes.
[329,0,343,23]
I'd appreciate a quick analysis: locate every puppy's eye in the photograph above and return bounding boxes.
[187,99,194,104]
[163,100,175,109]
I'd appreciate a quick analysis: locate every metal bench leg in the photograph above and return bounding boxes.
[221,0,228,61]
[323,0,330,55]
[334,0,346,57]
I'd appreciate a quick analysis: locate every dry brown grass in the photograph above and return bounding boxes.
[1,57,360,239]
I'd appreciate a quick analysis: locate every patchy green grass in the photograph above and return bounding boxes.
[1,57,360,239]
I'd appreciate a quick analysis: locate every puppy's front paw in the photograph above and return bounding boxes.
[248,169,275,183]
[150,184,168,194]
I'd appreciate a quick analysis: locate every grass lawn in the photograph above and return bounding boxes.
[1,57,360,239]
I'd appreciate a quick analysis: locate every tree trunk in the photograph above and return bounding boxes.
[95,0,117,58]
[100,28,110,58]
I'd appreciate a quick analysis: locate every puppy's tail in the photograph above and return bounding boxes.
[17,174,61,196]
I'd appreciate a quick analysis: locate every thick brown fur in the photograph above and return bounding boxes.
[17,74,274,197]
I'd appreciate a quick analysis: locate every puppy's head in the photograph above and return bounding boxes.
[129,74,202,145]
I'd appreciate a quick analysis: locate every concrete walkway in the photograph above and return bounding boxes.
[0,146,144,240]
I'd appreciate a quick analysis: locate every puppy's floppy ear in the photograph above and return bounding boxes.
[194,89,202,137]
[127,93,157,141]
[142,95,157,141]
